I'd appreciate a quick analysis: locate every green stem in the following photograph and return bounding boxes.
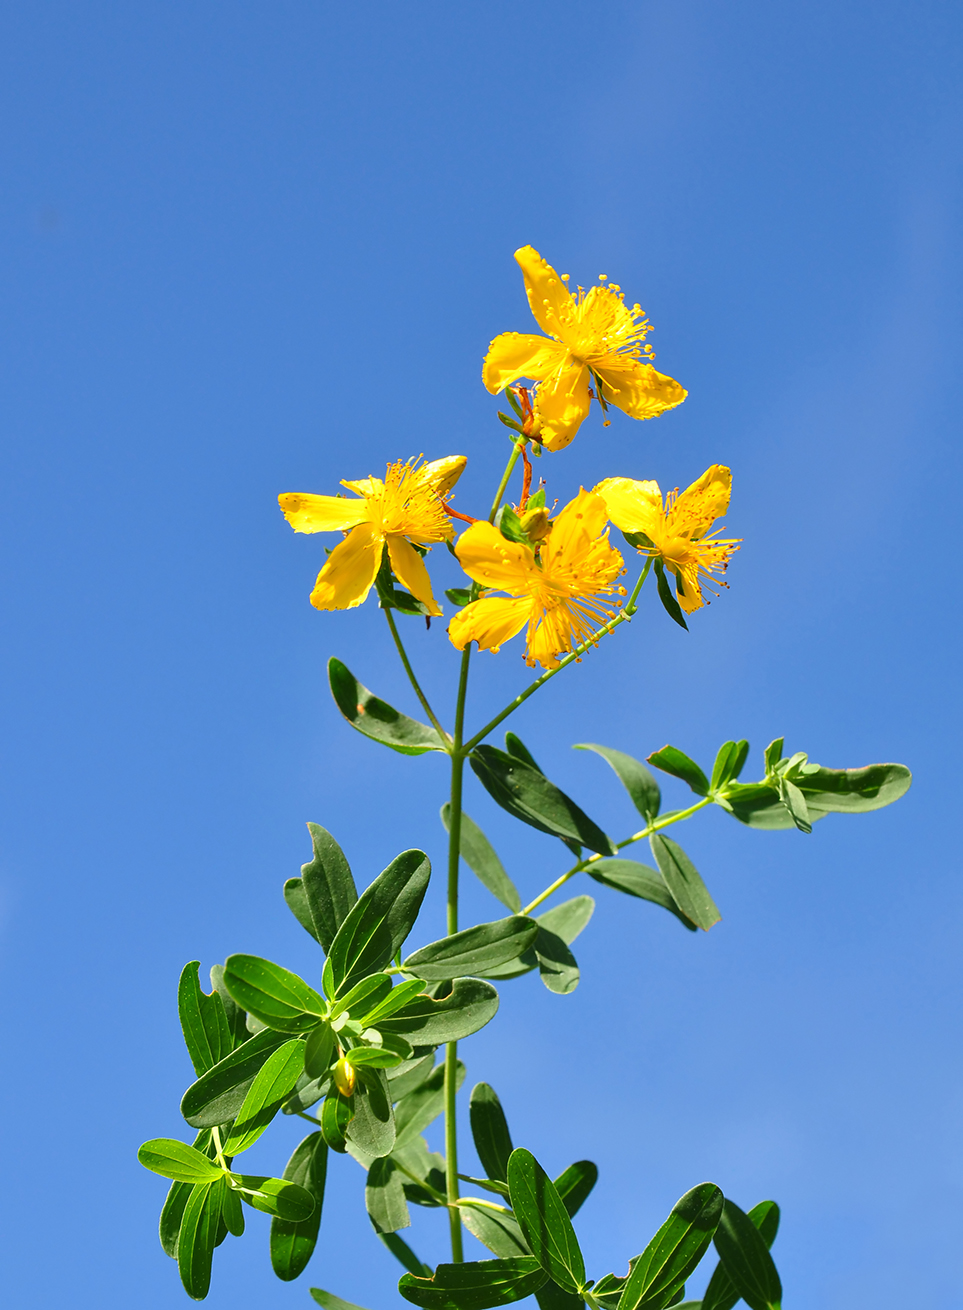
[489,442,524,522]
[521,795,713,915]
[393,1158,448,1206]
[384,608,451,745]
[462,559,653,755]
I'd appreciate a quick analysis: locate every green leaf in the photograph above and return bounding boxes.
[587,860,696,931]
[160,1180,193,1257]
[361,978,432,1027]
[366,1157,410,1233]
[330,973,393,1022]
[223,955,326,1034]
[702,1201,780,1310]
[445,587,473,608]
[470,747,617,857]
[304,1023,337,1080]
[646,747,709,797]
[285,823,359,951]
[387,1052,436,1101]
[377,978,500,1045]
[209,963,248,1047]
[399,1258,548,1309]
[470,1083,515,1182]
[777,777,812,834]
[177,1179,223,1300]
[346,1068,396,1157]
[649,836,720,932]
[321,1093,352,1152]
[574,744,661,821]
[380,1230,434,1276]
[792,760,911,814]
[222,1182,245,1237]
[270,1132,328,1281]
[222,1039,306,1154]
[138,1138,224,1185]
[403,916,539,980]
[347,1043,411,1069]
[395,1060,466,1148]
[231,1174,316,1221]
[442,805,521,913]
[535,1281,584,1310]
[615,1183,723,1310]
[504,732,541,770]
[653,559,688,630]
[709,742,749,792]
[460,1203,530,1258]
[311,1291,372,1310]
[328,657,447,755]
[508,1149,585,1293]
[478,896,594,988]
[393,1134,447,1206]
[553,1161,598,1219]
[326,849,431,996]
[181,1028,292,1128]
[178,962,232,1077]
[537,896,594,944]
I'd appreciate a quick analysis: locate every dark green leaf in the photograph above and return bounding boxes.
[649,836,720,932]
[138,1138,223,1185]
[377,978,500,1045]
[587,860,696,931]
[399,1258,548,1309]
[404,916,538,981]
[285,823,359,951]
[504,732,541,770]
[325,849,431,996]
[537,896,593,944]
[304,1023,337,1080]
[442,805,521,912]
[574,744,661,821]
[330,973,393,1022]
[347,1068,396,1157]
[535,1283,584,1310]
[387,1053,436,1101]
[328,657,447,755]
[446,587,473,608]
[181,1029,292,1128]
[654,559,688,631]
[508,1149,585,1293]
[362,979,432,1028]
[270,1132,328,1281]
[646,747,709,797]
[470,1083,515,1183]
[209,963,248,1046]
[616,1182,723,1310]
[177,1179,223,1301]
[231,1174,316,1221]
[160,1180,193,1258]
[394,1134,447,1206]
[379,1230,433,1276]
[553,1162,598,1219]
[222,1183,245,1237]
[703,1200,781,1310]
[311,1291,372,1310]
[470,747,616,857]
[461,1204,530,1258]
[395,1060,465,1148]
[223,955,326,1034]
[709,742,749,792]
[376,547,433,616]
[321,1093,352,1152]
[366,1157,410,1233]
[533,896,594,994]
[223,1040,306,1154]
[347,1043,411,1069]
[178,962,232,1077]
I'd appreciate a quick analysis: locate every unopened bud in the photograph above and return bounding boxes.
[519,507,550,542]
[333,1056,356,1097]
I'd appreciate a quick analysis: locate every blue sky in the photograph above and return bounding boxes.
[0,2,960,1307]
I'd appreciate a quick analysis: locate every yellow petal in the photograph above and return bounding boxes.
[455,522,538,592]
[524,608,572,671]
[309,522,382,611]
[422,455,468,498]
[593,477,664,537]
[671,465,732,538]
[514,246,579,343]
[448,596,531,653]
[593,359,687,421]
[533,361,591,452]
[387,535,441,616]
[279,492,369,534]
[482,333,567,393]
[546,488,610,554]
[341,476,385,499]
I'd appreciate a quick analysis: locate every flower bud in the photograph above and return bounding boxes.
[333,1056,356,1097]
[519,506,550,542]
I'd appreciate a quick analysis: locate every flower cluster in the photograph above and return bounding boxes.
[279,248,740,669]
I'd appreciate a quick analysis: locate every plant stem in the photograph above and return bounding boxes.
[462,559,653,755]
[520,795,713,915]
[384,608,451,745]
[489,441,524,521]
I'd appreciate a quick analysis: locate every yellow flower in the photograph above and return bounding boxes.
[483,246,687,451]
[279,456,466,614]
[594,465,740,613]
[448,490,624,670]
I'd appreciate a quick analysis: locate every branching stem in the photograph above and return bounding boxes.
[384,608,451,745]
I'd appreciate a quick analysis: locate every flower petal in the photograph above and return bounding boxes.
[422,455,468,498]
[593,359,687,421]
[593,477,664,536]
[671,465,732,538]
[341,476,385,499]
[455,521,538,592]
[514,246,579,343]
[483,333,567,394]
[309,522,382,611]
[448,596,531,654]
[534,361,591,451]
[279,492,369,534]
[387,535,441,616]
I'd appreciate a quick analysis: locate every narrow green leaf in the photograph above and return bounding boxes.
[346,1067,396,1158]
[701,1200,778,1310]
[616,1183,723,1310]
[461,1203,530,1258]
[649,836,720,932]
[304,1023,336,1080]
[181,1029,292,1128]
[709,742,749,792]
[653,559,688,630]
[222,1040,306,1155]
[393,1134,447,1206]
[574,744,661,821]
[361,978,431,1027]
[553,1161,598,1219]
[223,955,326,1034]
[587,859,696,931]
[321,1093,352,1152]
[442,805,521,912]
[705,1200,781,1310]
[395,1060,466,1148]
[399,1257,548,1309]
[285,823,359,950]
[470,747,617,856]
[270,1132,328,1281]
[178,962,232,1077]
[311,1291,372,1310]
[222,1182,245,1237]
[535,1281,585,1310]
[139,1138,223,1185]
[160,1179,193,1257]
[177,1179,223,1301]
[346,1044,409,1069]
[387,1052,436,1101]
[366,1157,411,1233]
[379,1230,433,1276]
[646,747,709,797]
[403,916,538,980]
[209,963,248,1047]
[330,973,393,1022]
[326,849,431,995]
[508,1149,586,1293]
[231,1174,316,1221]
[445,587,473,608]
[504,732,541,770]
[328,657,447,755]
[778,777,812,834]
[377,978,500,1045]
[470,1083,515,1182]
[791,760,911,814]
